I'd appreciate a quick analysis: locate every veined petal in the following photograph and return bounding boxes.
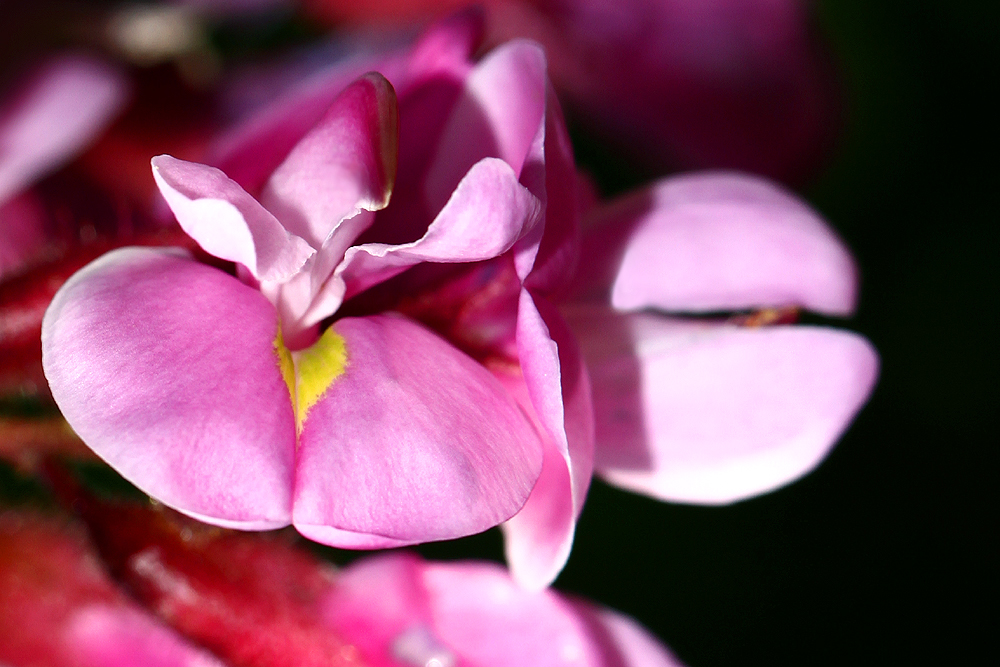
[152,155,314,283]
[322,158,542,311]
[424,40,547,213]
[292,313,543,547]
[568,308,879,504]
[0,55,127,204]
[260,73,399,249]
[576,172,857,316]
[42,247,296,527]
[502,291,594,590]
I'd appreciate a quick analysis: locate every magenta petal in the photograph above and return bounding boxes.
[571,603,688,667]
[293,313,543,546]
[260,73,399,249]
[42,247,295,527]
[502,291,594,590]
[0,55,127,204]
[67,605,227,667]
[570,309,879,504]
[578,172,857,316]
[424,40,547,213]
[334,157,542,304]
[152,155,314,282]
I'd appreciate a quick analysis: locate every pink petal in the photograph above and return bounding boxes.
[569,308,879,504]
[571,603,688,667]
[0,55,127,204]
[152,155,315,283]
[333,158,542,308]
[577,172,857,316]
[42,247,295,527]
[67,605,227,667]
[260,73,399,249]
[423,40,548,214]
[292,313,543,547]
[502,291,594,590]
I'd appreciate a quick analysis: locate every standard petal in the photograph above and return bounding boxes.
[577,172,857,316]
[152,155,314,282]
[502,290,594,590]
[315,157,542,315]
[423,40,547,213]
[42,247,296,527]
[260,73,399,249]
[292,313,543,547]
[0,55,127,204]
[568,308,879,504]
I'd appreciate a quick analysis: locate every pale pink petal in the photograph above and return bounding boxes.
[571,603,688,667]
[424,40,547,213]
[152,155,314,283]
[292,313,543,547]
[577,172,857,316]
[321,158,542,312]
[502,290,594,590]
[42,247,295,527]
[568,308,879,504]
[67,605,227,667]
[0,55,127,204]
[422,560,607,667]
[260,73,399,249]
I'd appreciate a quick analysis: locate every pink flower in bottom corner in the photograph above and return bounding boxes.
[42,16,590,590]
[323,552,687,667]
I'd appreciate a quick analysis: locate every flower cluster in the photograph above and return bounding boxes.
[1,2,877,665]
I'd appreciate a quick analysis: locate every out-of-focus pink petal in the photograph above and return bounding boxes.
[293,313,543,547]
[568,308,879,504]
[502,290,594,590]
[0,55,127,204]
[577,172,857,316]
[152,155,314,282]
[260,73,399,249]
[0,192,48,279]
[571,603,688,667]
[334,158,542,307]
[42,247,295,527]
[424,40,547,213]
[67,605,227,667]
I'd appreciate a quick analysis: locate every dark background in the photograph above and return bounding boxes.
[544,1,996,664]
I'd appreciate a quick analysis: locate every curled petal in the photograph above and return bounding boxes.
[42,247,296,527]
[319,157,541,314]
[0,55,127,204]
[502,290,594,590]
[577,172,857,316]
[260,72,399,249]
[568,308,879,504]
[152,155,314,283]
[292,313,543,547]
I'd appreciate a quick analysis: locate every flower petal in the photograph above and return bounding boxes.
[260,72,399,249]
[292,313,543,547]
[568,308,879,504]
[152,155,314,283]
[313,157,541,316]
[502,290,594,590]
[0,55,127,204]
[571,603,688,667]
[577,172,857,316]
[42,247,295,527]
[424,40,547,213]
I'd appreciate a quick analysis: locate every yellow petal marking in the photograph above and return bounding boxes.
[274,325,349,435]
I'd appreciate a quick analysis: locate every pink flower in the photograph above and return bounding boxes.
[324,552,686,667]
[40,16,877,592]
[0,55,128,280]
[42,17,589,590]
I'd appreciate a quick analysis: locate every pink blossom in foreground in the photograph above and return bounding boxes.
[40,16,876,591]
[42,16,590,590]
[0,55,128,279]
